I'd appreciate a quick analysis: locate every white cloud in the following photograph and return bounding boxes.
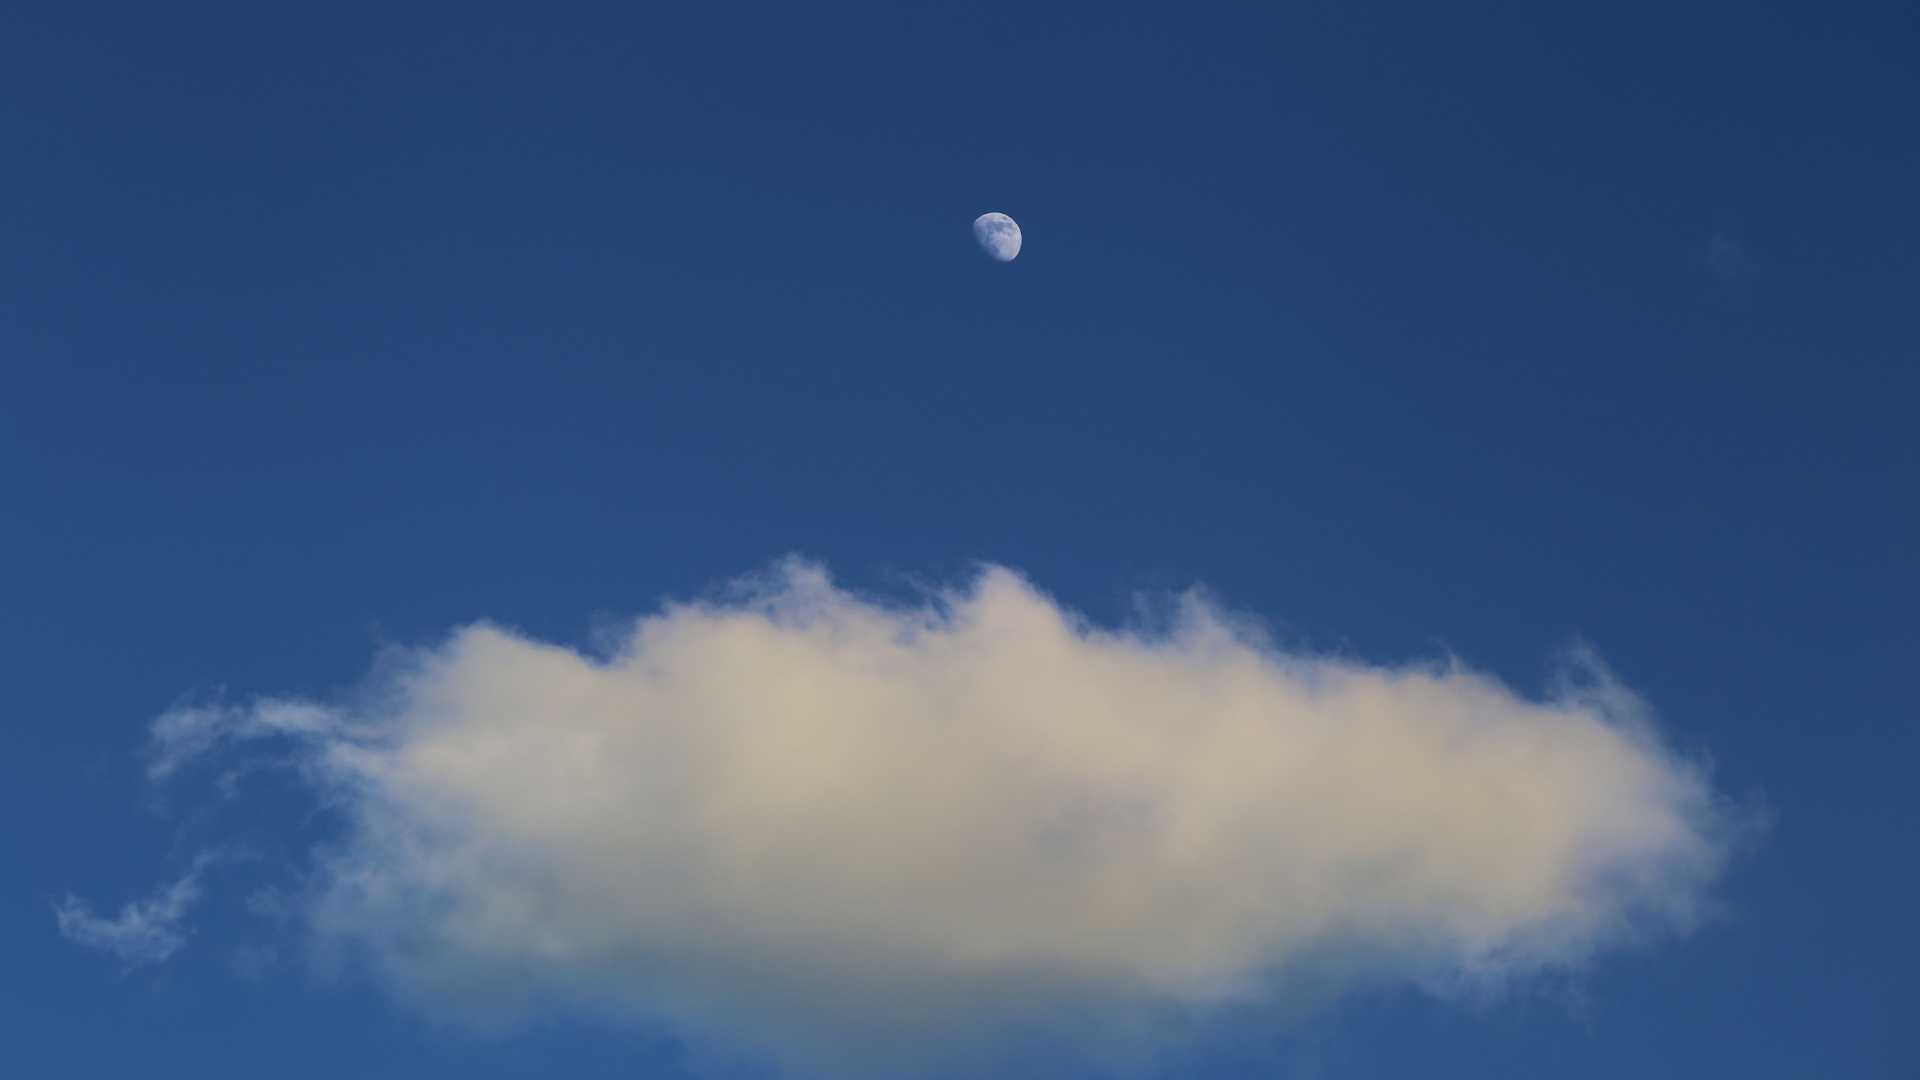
[147,697,344,782]
[56,867,205,969]
[146,560,1742,1073]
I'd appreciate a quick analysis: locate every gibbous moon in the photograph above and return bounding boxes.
[973,212,1022,262]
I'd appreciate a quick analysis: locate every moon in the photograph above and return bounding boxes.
[973,212,1022,262]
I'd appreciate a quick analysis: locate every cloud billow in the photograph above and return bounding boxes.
[143,561,1739,1072]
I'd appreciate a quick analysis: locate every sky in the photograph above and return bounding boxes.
[2,1,1915,1076]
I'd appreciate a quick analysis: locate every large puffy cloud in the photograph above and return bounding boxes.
[148,561,1738,1072]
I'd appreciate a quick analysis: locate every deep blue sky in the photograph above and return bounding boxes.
[4,1,1915,1075]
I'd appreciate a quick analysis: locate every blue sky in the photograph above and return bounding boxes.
[3,1,1915,1076]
